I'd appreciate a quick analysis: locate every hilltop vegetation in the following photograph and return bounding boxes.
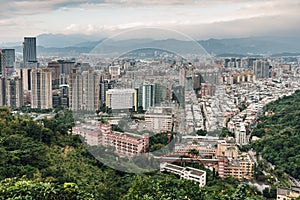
[0,106,265,199]
[251,90,300,180]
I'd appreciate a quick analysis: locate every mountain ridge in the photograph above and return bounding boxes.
[3,34,300,57]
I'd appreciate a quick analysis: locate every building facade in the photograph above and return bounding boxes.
[23,37,37,68]
[5,76,23,108]
[145,107,173,133]
[82,70,100,111]
[47,61,60,86]
[106,89,137,112]
[0,75,23,108]
[98,122,149,157]
[254,60,270,79]
[0,50,5,77]
[69,69,100,111]
[218,153,254,180]
[138,82,155,110]
[31,68,52,109]
[160,162,206,187]
[2,49,15,76]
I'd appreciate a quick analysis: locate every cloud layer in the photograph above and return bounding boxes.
[0,0,299,42]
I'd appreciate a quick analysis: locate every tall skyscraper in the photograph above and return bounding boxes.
[31,68,52,109]
[23,37,37,68]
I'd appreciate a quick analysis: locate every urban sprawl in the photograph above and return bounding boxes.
[1,37,300,199]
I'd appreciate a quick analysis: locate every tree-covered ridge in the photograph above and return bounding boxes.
[0,107,264,199]
[251,90,300,180]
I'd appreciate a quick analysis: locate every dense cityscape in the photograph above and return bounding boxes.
[1,0,300,199]
[0,35,300,199]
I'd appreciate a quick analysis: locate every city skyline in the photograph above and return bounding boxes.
[0,0,300,42]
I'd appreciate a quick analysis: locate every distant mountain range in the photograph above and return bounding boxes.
[2,34,300,57]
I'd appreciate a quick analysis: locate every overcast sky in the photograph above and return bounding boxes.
[0,0,300,42]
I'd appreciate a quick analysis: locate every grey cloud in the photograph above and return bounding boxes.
[0,0,106,18]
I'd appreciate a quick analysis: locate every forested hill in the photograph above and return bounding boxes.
[0,107,265,199]
[251,90,300,180]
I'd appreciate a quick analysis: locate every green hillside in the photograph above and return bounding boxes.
[0,107,264,199]
[251,90,300,180]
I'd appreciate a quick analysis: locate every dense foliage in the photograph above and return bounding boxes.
[251,90,300,180]
[0,177,94,200]
[0,107,265,199]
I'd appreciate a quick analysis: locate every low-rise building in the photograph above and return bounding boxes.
[160,162,206,187]
[218,153,254,180]
[98,122,149,157]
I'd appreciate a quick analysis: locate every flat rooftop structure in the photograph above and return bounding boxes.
[160,162,206,187]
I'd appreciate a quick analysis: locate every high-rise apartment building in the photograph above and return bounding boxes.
[69,69,82,111]
[47,61,60,86]
[2,49,15,76]
[0,75,23,108]
[30,68,52,109]
[23,37,37,68]
[16,68,32,92]
[58,60,75,76]
[0,50,5,77]
[69,69,100,111]
[82,70,100,111]
[5,76,23,108]
[254,60,270,79]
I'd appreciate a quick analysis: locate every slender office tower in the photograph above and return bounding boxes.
[22,37,37,92]
[23,37,37,68]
